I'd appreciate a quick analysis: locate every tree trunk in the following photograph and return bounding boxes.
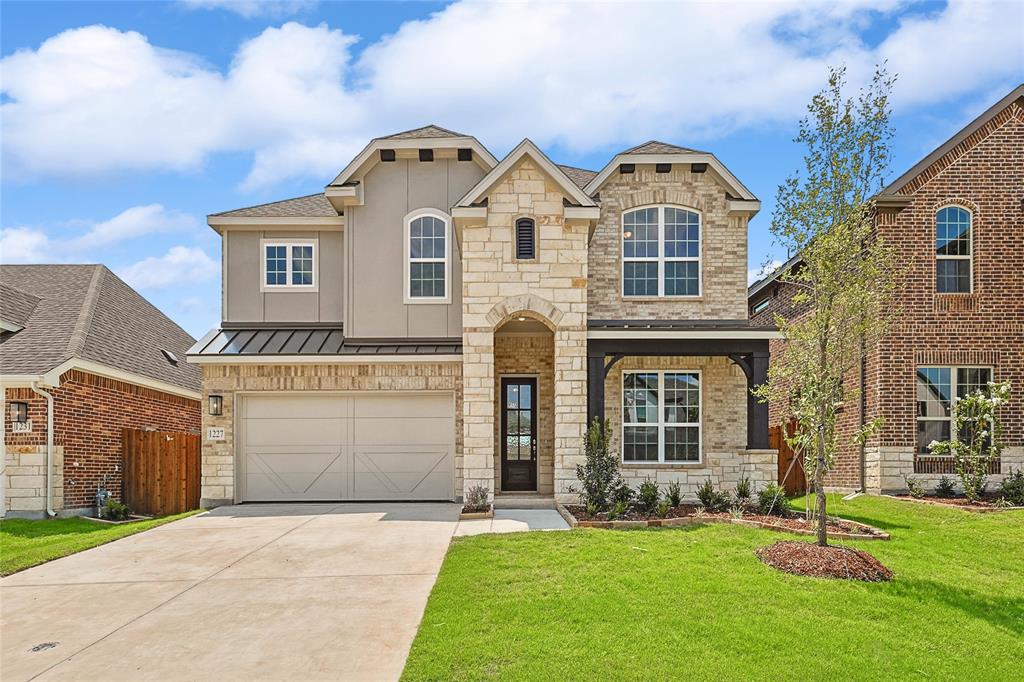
[814,452,828,547]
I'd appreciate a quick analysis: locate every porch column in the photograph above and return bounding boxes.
[747,351,769,449]
[586,353,605,427]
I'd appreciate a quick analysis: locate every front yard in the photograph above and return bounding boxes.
[0,512,198,576]
[402,495,1023,680]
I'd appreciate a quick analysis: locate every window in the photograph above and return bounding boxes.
[622,206,700,297]
[622,370,701,463]
[405,210,450,302]
[916,366,991,455]
[516,218,536,260]
[751,298,770,315]
[262,241,316,290]
[935,206,972,293]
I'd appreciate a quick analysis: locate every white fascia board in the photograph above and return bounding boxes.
[41,358,202,400]
[208,216,344,232]
[330,137,498,187]
[451,206,488,219]
[0,374,45,387]
[727,199,761,215]
[584,153,757,201]
[187,354,463,365]
[325,184,361,209]
[564,206,601,220]
[587,330,783,340]
[0,319,25,333]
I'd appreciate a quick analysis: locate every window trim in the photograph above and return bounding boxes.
[621,369,703,465]
[260,239,318,292]
[621,204,702,299]
[915,365,992,456]
[935,204,973,294]
[403,208,452,304]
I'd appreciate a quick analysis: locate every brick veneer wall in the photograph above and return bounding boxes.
[4,370,200,513]
[588,165,749,320]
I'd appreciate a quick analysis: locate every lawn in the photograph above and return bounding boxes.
[402,494,1024,681]
[0,511,199,576]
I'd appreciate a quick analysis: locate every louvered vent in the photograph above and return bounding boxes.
[516,218,536,259]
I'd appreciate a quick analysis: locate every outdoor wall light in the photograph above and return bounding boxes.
[209,395,224,416]
[9,401,28,423]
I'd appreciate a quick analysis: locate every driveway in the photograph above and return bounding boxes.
[1,503,463,682]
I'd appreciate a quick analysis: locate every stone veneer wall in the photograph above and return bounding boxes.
[603,355,775,497]
[588,165,749,320]
[865,446,1024,495]
[200,362,462,504]
[493,333,555,494]
[460,157,589,502]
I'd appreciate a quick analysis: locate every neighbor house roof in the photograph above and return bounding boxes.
[0,265,201,396]
[210,193,338,218]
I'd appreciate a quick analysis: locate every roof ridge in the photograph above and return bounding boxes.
[209,191,326,217]
[66,264,105,359]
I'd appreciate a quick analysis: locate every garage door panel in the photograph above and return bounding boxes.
[352,418,452,445]
[353,395,451,419]
[245,396,347,420]
[246,447,344,474]
[245,420,345,446]
[245,473,346,501]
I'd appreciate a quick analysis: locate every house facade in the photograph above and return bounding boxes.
[190,127,778,507]
[1,265,202,517]
[749,85,1024,494]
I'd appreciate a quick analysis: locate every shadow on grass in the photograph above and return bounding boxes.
[888,577,1024,637]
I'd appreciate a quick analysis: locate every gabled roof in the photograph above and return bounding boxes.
[383,125,468,140]
[557,164,598,189]
[454,139,598,208]
[622,140,707,155]
[0,265,200,395]
[879,83,1024,198]
[210,193,338,218]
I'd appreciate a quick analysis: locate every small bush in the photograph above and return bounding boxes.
[611,480,635,506]
[999,469,1024,506]
[464,485,490,510]
[666,480,683,507]
[574,418,624,511]
[102,499,130,521]
[757,482,790,517]
[935,475,956,498]
[735,476,753,502]
[904,475,926,499]
[637,479,660,514]
[696,479,729,512]
[608,501,627,520]
[655,500,671,518]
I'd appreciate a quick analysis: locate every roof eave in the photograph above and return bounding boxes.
[329,136,498,188]
[583,152,758,201]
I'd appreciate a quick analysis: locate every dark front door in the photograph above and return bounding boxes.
[500,377,537,492]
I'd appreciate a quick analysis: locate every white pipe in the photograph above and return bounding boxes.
[30,383,56,518]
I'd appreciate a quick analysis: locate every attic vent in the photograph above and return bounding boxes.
[516,218,536,260]
[418,149,434,162]
[457,148,473,162]
[691,162,708,173]
[161,349,178,365]
[655,163,671,173]
[380,149,396,162]
[619,163,635,175]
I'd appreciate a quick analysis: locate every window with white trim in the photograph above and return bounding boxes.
[263,242,315,288]
[406,212,450,301]
[622,206,700,297]
[916,366,991,455]
[622,370,701,463]
[935,206,972,293]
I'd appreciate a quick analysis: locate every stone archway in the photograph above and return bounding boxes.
[485,294,564,330]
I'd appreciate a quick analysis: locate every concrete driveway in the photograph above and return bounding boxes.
[1,503,463,682]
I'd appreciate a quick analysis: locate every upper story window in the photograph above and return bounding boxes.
[751,298,770,315]
[405,209,451,303]
[262,241,316,290]
[935,206,972,293]
[622,206,701,298]
[516,218,536,260]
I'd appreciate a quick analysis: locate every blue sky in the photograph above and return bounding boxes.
[2,0,1021,339]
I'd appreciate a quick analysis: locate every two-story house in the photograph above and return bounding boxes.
[189,126,778,507]
[749,85,1024,494]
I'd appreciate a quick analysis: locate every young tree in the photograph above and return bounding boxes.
[754,66,899,546]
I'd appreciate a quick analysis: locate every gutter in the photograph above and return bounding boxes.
[29,382,56,518]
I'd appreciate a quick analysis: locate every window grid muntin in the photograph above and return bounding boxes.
[622,205,701,298]
[935,206,972,293]
[264,242,315,288]
[622,370,701,463]
[915,365,992,456]
[406,212,449,300]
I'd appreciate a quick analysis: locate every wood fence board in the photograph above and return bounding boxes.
[122,429,200,516]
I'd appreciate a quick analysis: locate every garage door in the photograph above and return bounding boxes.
[238,393,455,502]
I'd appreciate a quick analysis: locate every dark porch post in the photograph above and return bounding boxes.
[747,351,769,449]
[587,353,605,427]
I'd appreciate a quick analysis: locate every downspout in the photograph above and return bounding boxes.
[30,382,56,518]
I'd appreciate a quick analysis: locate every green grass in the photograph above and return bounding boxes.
[403,495,1024,681]
[0,511,199,576]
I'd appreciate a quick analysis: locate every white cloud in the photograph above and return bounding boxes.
[0,227,51,263]
[2,1,1020,189]
[749,260,784,286]
[69,204,198,249]
[180,0,314,19]
[118,246,219,290]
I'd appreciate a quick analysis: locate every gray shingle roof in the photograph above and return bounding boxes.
[0,265,200,393]
[622,140,707,155]
[210,193,337,218]
[557,164,598,189]
[382,125,469,140]
[0,283,40,328]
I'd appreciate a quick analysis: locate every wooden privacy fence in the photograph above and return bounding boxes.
[122,429,200,515]
[769,420,807,496]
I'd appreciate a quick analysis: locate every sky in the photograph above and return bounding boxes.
[1,0,1022,339]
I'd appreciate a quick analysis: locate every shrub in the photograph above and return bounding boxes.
[734,476,753,503]
[637,479,660,514]
[935,476,956,498]
[464,485,490,511]
[102,499,130,521]
[608,501,627,520]
[757,482,790,517]
[574,418,624,511]
[611,480,635,506]
[904,475,926,499]
[655,500,671,518]
[696,479,729,512]
[665,480,682,507]
[999,469,1024,506]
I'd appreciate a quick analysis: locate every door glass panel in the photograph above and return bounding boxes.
[506,435,520,460]
[518,410,532,435]
[506,385,519,409]
[519,436,532,458]
[506,410,520,434]
[519,383,532,408]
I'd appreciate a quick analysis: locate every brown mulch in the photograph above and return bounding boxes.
[461,505,490,514]
[891,494,1019,510]
[564,505,879,535]
[756,540,893,582]
[565,504,702,521]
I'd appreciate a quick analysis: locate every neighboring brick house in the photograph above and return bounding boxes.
[190,128,778,507]
[1,265,201,517]
[749,85,1024,494]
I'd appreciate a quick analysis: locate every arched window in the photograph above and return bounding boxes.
[622,206,700,297]
[935,206,972,293]
[516,217,536,260]
[405,209,451,302]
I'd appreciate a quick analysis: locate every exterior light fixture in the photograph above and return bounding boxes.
[623,231,633,239]
[9,401,28,423]
[209,395,224,416]
[517,317,526,322]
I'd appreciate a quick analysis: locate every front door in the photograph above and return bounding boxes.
[500,377,537,492]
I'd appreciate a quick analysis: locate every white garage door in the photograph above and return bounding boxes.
[238,393,455,502]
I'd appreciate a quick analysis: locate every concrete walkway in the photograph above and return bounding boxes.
[1,503,568,682]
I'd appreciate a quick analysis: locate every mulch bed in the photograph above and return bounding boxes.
[756,540,893,582]
[566,504,703,522]
[888,494,1022,512]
